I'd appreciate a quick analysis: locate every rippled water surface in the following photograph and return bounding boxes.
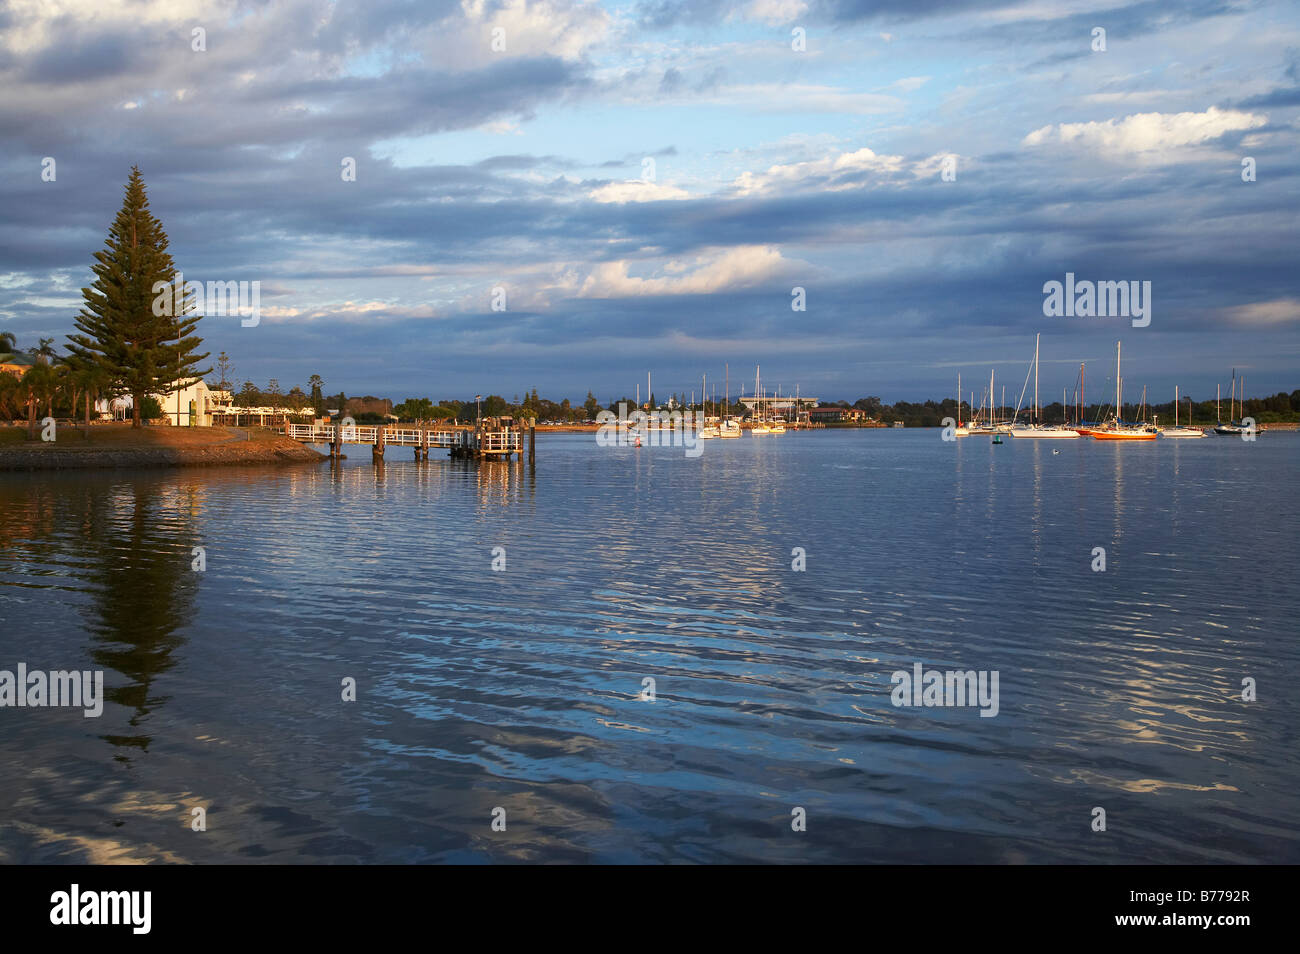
[2,431,1297,863]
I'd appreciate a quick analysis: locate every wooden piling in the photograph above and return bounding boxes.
[528,424,535,465]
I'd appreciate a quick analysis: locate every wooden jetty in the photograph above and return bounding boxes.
[280,421,531,463]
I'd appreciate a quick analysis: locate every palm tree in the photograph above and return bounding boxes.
[70,365,112,434]
[35,337,57,365]
[0,331,16,358]
[22,363,55,438]
[0,369,20,421]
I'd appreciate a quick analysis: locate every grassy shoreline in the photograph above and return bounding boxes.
[0,424,325,471]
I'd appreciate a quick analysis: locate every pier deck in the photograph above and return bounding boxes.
[279,422,527,461]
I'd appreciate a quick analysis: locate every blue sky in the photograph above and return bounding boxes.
[1,0,1297,404]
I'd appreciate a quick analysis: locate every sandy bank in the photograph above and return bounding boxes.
[0,424,325,471]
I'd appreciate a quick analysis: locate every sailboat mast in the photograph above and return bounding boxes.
[1175,385,1179,427]
[1079,363,1085,424]
[1034,334,1040,423]
[1115,341,1121,421]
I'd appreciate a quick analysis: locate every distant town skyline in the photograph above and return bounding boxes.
[2,0,1297,401]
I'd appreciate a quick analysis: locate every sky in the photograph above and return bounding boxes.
[1,0,1297,405]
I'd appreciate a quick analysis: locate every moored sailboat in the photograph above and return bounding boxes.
[1009,335,1080,438]
[697,373,719,438]
[1213,370,1255,435]
[719,364,741,437]
[1089,341,1155,440]
[1158,385,1204,438]
[953,373,971,436]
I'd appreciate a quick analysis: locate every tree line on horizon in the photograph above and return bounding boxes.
[205,383,1299,427]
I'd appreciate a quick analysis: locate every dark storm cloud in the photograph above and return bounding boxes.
[637,0,1244,35]
[635,0,1014,28]
[1236,87,1300,107]
[22,25,142,84]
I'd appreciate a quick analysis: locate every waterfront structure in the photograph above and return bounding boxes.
[151,378,218,426]
[282,419,528,463]
[0,351,34,377]
[808,406,868,423]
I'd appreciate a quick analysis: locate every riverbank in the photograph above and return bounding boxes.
[0,424,325,470]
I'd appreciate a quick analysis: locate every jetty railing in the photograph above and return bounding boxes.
[279,422,525,461]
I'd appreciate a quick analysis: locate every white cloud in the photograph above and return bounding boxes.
[739,0,809,25]
[1225,298,1300,326]
[733,146,951,196]
[444,0,610,68]
[578,245,802,297]
[1022,107,1267,157]
[588,180,690,203]
[887,76,931,93]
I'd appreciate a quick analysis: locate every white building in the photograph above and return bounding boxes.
[158,379,216,426]
[95,379,221,425]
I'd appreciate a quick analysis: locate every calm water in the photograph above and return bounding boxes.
[1,430,1297,864]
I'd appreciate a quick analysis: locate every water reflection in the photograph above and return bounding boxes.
[1,432,1297,863]
[81,483,199,757]
[0,474,201,761]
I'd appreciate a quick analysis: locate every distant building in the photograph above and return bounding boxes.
[211,404,314,427]
[738,396,818,413]
[808,406,868,423]
[344,395,393,418]
[0,352,34,377]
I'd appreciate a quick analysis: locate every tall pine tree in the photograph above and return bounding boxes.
[67,167,209,427]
